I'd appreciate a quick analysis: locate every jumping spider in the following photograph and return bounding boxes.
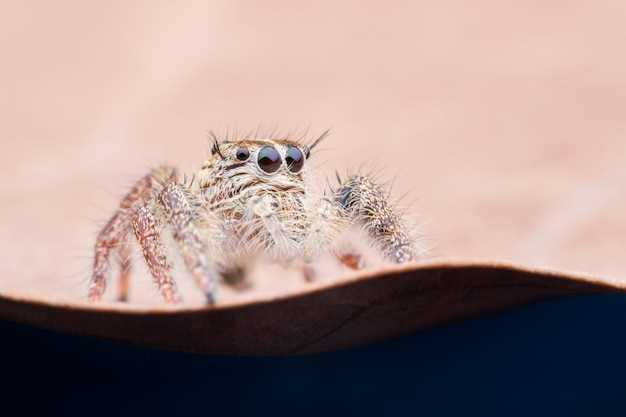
[89,131,418,304]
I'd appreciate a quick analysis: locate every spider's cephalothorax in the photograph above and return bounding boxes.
[198,138,326,260]
[88,132,418,304]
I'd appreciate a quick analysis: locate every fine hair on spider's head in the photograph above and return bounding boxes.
[210,132,225,160]
[198,129,331,193]
[205,130,329,171]
[302,128,330,159]
[209,128,329,160]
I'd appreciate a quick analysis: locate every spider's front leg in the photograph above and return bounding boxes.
[159,182,222,305]
[132,202,182,303]
[88,167,177,302]
[335,174,417,264]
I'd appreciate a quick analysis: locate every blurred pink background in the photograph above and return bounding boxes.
[2,1,626,302]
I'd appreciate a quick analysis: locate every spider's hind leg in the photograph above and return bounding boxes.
[334,174,417,264]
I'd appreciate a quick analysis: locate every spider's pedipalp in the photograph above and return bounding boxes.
[246,194,296,259]
[301,195,346,262]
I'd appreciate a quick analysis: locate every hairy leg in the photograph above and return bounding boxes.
[88,167,176,302]
[335,175,416,263]
[116,241,132,302]
[337,252,365,270]
[159,183,222,304]
[220,264,252,290]
[132,204,181,303]
[89,210,132,301]
[89,173,154,301]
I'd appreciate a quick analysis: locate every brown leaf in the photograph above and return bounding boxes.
[0,263,620,356]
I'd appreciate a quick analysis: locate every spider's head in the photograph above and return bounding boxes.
[199,131,328,195]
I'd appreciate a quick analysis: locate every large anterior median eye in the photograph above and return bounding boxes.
[257,146,282,173]
[285,146,304,173]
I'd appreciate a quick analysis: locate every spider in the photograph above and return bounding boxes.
[88,131,418,304]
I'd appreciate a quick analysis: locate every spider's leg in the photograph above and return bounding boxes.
[159,183,221,305]
[220,264,252,291]
[335,174,416,264]
[132,203,181,303]
[88,168,175,302]
[89,210,131,301]
[336,252,365,270]
[116,240,132,302]
[301,263,317,282]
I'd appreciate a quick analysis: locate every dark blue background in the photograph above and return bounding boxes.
[2,294,626,416]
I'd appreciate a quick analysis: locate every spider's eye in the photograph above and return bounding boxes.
[235,147,250,161]
[285,146,304,173]
[257,146,282,173]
